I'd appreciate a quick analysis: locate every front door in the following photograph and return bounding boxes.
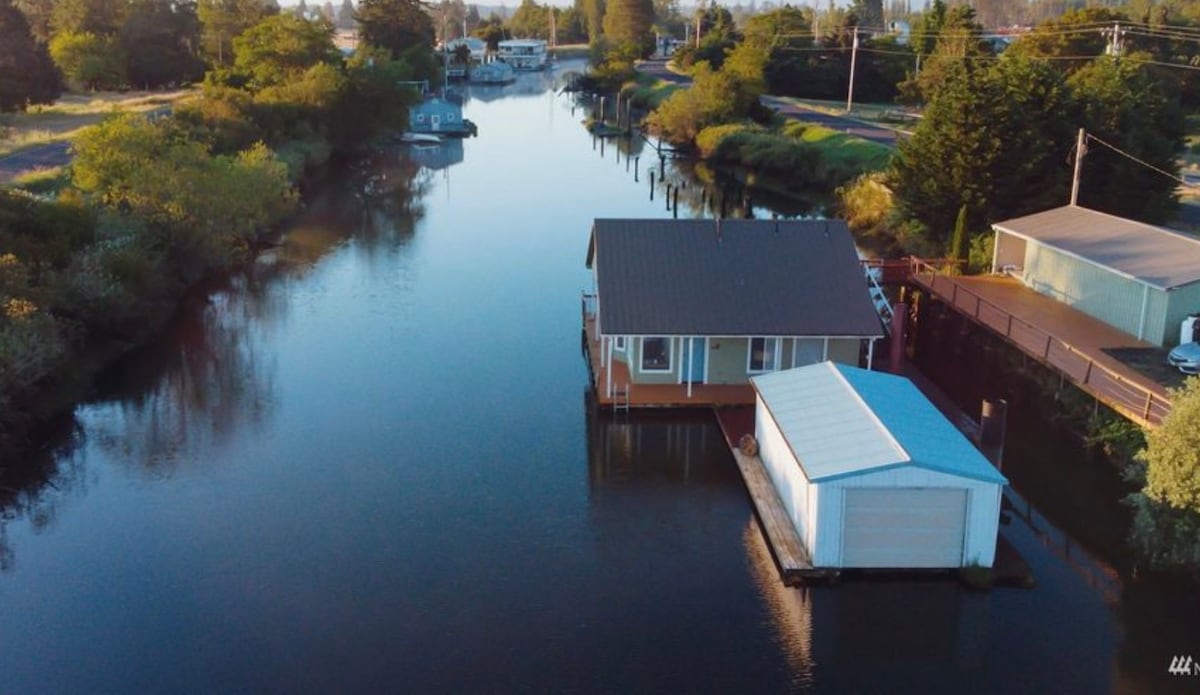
[431,114,441,131]
[688,337,705,383]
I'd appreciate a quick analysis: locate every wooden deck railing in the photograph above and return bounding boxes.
[909,258,1172,427]
[581,292,597,322]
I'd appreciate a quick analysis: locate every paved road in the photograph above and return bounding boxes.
[0,105,172,184]
[637,59,902,147]
[0,141,71,183]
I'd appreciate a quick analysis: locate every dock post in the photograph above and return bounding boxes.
[649,171,655,200]
[673,187,679,218]
[599,96,605,125]
[634,156,639,182]
[980,399,1008,469]
[659,155,665,179]
[889,302,907,371]
[665,184,672,210]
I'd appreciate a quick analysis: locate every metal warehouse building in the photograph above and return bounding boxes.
[991,205,1200,347]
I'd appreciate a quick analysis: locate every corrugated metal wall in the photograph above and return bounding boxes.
[756,399,815,550]
[1024,243,1168,344]
[816,468,1002,568]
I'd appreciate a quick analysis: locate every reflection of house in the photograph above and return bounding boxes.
[406,137,464,171]
[992,205,1200,346]
[753,362,1008,569]
[583,219,883,406]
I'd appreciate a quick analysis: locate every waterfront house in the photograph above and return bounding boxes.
[409,97,476,137]
[752,362,1008,569]
[991,205,1200,346]
[583,218,884,406]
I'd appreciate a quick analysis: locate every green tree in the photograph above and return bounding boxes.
[1069,57,1183,224]
[50,30,127,90]
[1008,7,1123,72]
[336,0,354,29]
[602,0,654,58]
[198,0,276,66]
[71,113,297,268]
[356,0,434,59]
[645,61,739,144]
[120,0,205,88]
[13,0,54,42]
[233,13,339,88]
[890,56,1074,251]
[580,0,604,44]
[949,204,968,264]
[0,0,61,111]
[50,0,126,36]
[1128,377,1200,571]
[899,3,991,104]
[508,0,548,39]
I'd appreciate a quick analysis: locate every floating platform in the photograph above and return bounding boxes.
[713,407,835,586]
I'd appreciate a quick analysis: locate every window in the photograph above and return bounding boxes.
[416,114,425,122]
[641,337,671,371]
[615,336,626,351]
[749,337,779,372]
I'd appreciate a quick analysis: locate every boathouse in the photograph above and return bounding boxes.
[583,218,884,406]
[991,205,1200,346]
[751,362,1008,569]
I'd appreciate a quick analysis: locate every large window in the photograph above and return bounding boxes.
[749,337,779,372]
[641,337,671,372]
[615,336,626,351]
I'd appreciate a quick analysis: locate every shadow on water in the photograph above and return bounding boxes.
[0,150,430,571]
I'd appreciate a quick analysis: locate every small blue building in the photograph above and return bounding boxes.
[409,97,475,136]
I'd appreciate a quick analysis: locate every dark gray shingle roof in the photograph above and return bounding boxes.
[586,219,883,337]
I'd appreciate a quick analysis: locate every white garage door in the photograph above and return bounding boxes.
[841,487,967,568]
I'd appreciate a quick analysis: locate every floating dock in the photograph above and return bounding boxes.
[713,407,834,585]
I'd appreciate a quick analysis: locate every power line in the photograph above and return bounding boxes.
[1084,132,1196,188]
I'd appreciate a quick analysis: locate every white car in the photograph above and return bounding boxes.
[1167,342,1200,374]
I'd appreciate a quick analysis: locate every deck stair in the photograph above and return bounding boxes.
[866,265,893,334]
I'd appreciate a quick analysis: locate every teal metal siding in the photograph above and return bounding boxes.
[1024,243,1167,343]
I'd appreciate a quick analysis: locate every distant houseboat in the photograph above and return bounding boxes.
[498,39,548,71]
[409,97,477,137]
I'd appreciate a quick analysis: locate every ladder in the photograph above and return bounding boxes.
[866,265,893,335]
[613,385,631,414]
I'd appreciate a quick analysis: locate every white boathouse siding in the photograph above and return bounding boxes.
[752,363,1008,569]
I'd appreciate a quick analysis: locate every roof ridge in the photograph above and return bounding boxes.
[1069,204,1200,248]
[828,363,911,465]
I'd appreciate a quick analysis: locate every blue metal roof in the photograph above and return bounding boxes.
[833,364,1008,485]
[751,364,1008,485]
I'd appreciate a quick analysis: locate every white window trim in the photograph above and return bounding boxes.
[747,337,781,374]
[639,336,673,373]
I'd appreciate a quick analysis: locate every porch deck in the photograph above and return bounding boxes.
[582,302,755,408]
[910,266,1172,427]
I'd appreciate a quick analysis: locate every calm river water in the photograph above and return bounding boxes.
[2,60,1198,693]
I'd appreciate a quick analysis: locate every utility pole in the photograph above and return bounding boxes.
[846,27,859,114]
[1070,128,1086,206]
[1103,22,1125,56]
[696,13,702,49]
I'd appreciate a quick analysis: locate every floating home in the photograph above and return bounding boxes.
[497,39,549,70]
[409,97,476,137]
[992,205,1200,347]
[752,362,1008,569]
[583,219,884,407]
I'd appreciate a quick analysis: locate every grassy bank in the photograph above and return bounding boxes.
[696,121,892,189]
[621,72,684,111]
[0,89,195,158]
